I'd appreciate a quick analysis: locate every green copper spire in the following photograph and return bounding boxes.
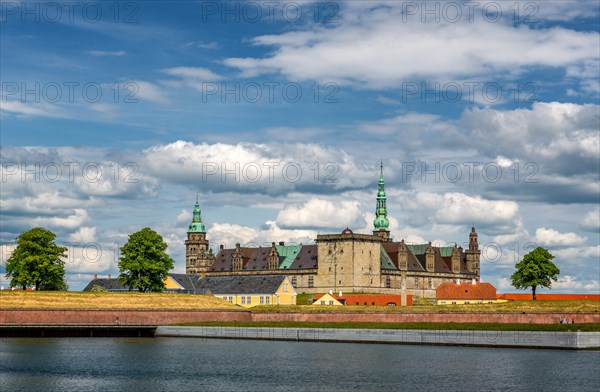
[373,160,390,231]
[188,195,206,233]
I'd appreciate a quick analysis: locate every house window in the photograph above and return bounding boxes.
[329,300,333,305]
[266,296,270,304]
[228,296,233,303]
[386,276,391,288]
[247,296,252,304]
[320,300,325,305]
[308,276,314,288]
[222,296,227,300]
[283,283,288,292]
[241,297,246,304]
[452,301,457,304]
[291,277,297,286]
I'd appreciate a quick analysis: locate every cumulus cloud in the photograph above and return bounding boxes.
[534,227,587,247]
[208,221,316,249]
[276,198,365,230]
[68,227,97,244]
[460,102,599,177]
[141,140,373,195]
[580,208,600,232]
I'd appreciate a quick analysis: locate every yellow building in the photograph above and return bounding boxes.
[197,275,297,308]
[312,293,344,306]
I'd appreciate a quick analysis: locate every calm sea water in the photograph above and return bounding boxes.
[1,337,599,391]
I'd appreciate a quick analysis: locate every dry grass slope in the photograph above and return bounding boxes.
[252,300,600,313]
[0,291,239,310]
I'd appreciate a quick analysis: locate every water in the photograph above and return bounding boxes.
[1,337,599,391]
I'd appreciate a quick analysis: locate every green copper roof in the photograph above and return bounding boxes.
[407,244,429,255]
[188,197,206,233]
[373,161,390,231]
[439,247,454,257]
[380,245,397,270]
[276,245,302,269]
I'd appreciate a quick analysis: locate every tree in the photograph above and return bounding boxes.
[511,247,560,300]
[5,228,68,291]
[118,227,175,292]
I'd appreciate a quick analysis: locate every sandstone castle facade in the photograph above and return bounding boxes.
[185,164,480,298]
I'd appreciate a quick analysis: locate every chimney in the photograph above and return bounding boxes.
[93,274,97,280]
[472,278,476,285]
[108,274,112,280]
[220,244,224,250]
[456,279,460,285]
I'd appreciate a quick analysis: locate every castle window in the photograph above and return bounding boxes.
[386,276,391,288]
[415,279,420,289]
[428,278,433,289]
[291,277,297,286]
[308,276,314,288]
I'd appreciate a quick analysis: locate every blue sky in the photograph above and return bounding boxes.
[1,1,599,292]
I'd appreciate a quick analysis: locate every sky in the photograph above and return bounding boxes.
[1,0,599,292]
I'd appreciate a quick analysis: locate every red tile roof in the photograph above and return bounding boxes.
[314,293,412,306]
[436,282,496,300]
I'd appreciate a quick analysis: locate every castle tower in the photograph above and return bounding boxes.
[185,196,214,274]
[373,161,391,241]
[465,226,481,276]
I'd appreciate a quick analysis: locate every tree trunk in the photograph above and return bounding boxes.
[22,286,26,290]
[35,281,40,291]
[532,285,537,301]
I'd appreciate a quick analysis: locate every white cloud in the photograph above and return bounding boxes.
[553,275,600,291]
[276,198,365,229]
[68,227,97,243]
[130,80,169,104]
[553,245,600,260]
[534,227,587,247]
[224,5,599,89]
[141,140,372,195]
[580,208,600,232]
[208,221,316,249]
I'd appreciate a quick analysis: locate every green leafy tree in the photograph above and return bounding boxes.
[5,228,68,291]
[511,247,560,300]
[118,227,175,292]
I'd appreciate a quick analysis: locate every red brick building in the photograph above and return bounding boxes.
[314,293,412,306]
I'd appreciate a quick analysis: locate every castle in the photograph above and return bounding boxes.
[185,164,480,298]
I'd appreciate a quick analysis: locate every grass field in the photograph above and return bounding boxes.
[173,321,600,332]
[1,291,598,313]
[252,300,600,313]
[0,291,239,310]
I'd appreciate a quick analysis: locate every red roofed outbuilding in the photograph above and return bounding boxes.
[436,281,498,305]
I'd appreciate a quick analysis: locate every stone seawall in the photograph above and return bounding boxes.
[251,312,600,324]
[155,326,600,349]
[0,309,251,325]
